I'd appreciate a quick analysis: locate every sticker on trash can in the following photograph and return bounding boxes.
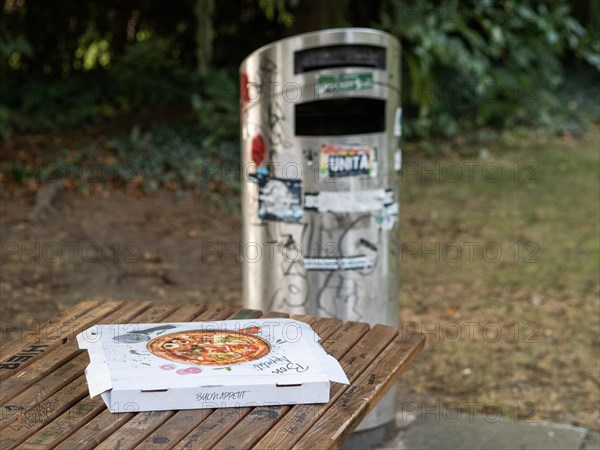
[394,148,402,172]
[393,107,402,137]
[316,73,374,96]
[304,189,394,213]
[320,144,374,178]
[376,202,399,231]
[252,168,302,223]
[304,255,375,271]
[250,134,266,167]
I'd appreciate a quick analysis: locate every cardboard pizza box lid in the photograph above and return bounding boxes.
[77,318,349,412]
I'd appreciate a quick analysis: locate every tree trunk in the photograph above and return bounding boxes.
[285,0,350,36]
[195,0,214,76]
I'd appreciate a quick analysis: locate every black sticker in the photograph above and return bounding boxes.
[252,168,302,223]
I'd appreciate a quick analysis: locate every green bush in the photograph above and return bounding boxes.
[1,0,597,142]
[0,105,9,140]
[5,75,112,133]
[378,0,600,138]
[111,38,195,110]
[191,67,239,150]
[1,124,240,195]
[0,38,202,135]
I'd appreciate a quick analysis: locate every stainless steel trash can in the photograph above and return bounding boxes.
[241,28,401,431]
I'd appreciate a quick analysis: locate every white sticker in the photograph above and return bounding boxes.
[376,202,399,231]
[394,148,402,172]
[304,255,375,271]
[371,147,378,178]
[393,107,402,137]
[304,189,394,213]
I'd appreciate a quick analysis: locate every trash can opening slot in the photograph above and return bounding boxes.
[294,44,386,74]
[295,98,386,136]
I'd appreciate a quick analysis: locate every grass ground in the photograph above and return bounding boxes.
[1,124,598,430]
[399,125,600,429]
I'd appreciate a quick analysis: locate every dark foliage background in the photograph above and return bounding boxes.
[2,0,599,135]
[0,0,598,189]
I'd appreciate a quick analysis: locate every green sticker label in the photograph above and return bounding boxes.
[316,73,374,95]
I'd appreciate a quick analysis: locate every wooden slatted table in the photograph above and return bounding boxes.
[0,301,424,449]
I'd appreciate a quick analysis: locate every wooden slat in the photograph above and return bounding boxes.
[0,352,85,430]
[255,324,399,449]
[134,313,313,450]
[262,311,290,318]
[52,305,243,450]
[223,309,263,320]
[0,377,90,449]
[0,302,178,429]
[172,317,346,450]
[289,314,313,323]
[309,318,344,345]
[291,332,426,450]
[18,394,105,449]
[0,300,100,352]
[17,304,209,450]
[0,300,123,381]
[176,407,251,448]
[0,301,153,403]
[211,320,369,450]
[0,303,183,449]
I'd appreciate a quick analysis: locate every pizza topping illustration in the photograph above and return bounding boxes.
[176,367,202,375]
[147,330,270,366]
[239,326,261,334]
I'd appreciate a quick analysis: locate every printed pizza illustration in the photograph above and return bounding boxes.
[147,330,270,366]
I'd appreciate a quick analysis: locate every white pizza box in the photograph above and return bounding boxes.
[76,318,349,413]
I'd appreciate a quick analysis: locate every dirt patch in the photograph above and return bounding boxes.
[0,186,242,331]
